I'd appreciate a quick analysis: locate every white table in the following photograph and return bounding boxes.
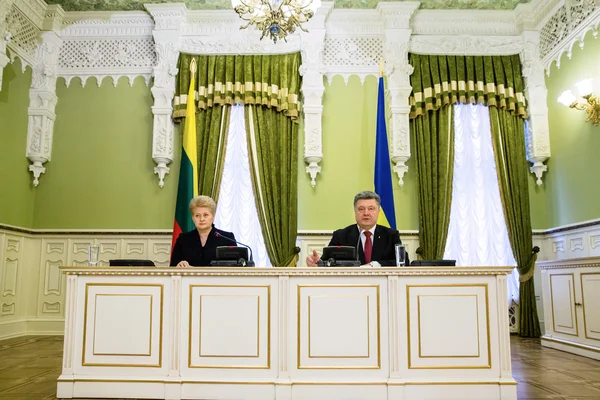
[57,266,516,400]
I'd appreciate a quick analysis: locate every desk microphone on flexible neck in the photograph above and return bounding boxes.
[215,232,254,266]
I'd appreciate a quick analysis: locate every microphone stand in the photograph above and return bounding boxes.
[214,232,255,267]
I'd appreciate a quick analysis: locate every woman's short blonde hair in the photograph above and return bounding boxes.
[189,195,216,215]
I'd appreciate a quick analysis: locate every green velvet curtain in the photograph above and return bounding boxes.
[174,53,301,267]
[489,107,541,338]
[409,54,540,337]
[410,106,454,260]
[409,55,527,119]
[246,105,298,267]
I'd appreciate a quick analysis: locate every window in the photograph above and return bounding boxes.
[214,105,272,266]
[443,103,519,305]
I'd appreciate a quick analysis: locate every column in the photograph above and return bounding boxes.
[145,4,186,188]
[521,30,551,186]
[379,2,419,186]
[25,4,64,186]
[299,2,333,187]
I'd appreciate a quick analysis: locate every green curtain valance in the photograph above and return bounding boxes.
[409,54,527,120]
[173,53,301,121]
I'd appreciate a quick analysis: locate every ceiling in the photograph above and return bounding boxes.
[45,0,531,12]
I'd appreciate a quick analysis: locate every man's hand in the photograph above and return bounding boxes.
[305,250,320,267]
[176,261,191,268]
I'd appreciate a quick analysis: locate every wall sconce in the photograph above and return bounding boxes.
[558,78,600,126]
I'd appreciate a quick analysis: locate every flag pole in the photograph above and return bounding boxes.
[379,58,384,78]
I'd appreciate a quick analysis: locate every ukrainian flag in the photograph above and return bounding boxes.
[374,75,397,230]
[172,58,199,249]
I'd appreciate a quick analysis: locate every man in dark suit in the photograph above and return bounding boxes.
[306,191,408,267]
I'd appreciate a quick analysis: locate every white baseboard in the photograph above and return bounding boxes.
[541,336,600,361]
[0,318,64,340]
[0,318,29,340]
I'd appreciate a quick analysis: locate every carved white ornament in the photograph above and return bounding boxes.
[540,0,600,75]
[146,3,187,188]
[180,35,301,55]
[409,35,524,55]
[379,2,418,187]
[58,38,156,87]
[521,30,550,186]
[26,15,63,187]
[0,1,17,90]
[411,10,520,36]
[4,1,575,188]
[4,2,40,71]
[294,3,332,187]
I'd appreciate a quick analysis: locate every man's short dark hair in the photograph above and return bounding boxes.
[353,191,381,208]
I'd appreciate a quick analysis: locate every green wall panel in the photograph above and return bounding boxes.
[298,75,418,231]
[0,59,35,228]
[543,31,600,227]
[32,77,180,229]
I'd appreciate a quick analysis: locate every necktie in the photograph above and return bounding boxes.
[364,231,372,263]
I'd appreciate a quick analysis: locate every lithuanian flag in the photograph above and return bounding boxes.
[172,58,199,249]
[374,75,397,230]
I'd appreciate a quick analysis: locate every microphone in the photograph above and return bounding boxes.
[215,232,255,266]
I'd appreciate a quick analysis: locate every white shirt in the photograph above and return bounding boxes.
[358,225,380,268]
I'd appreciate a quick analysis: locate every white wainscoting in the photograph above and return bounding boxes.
[0,226,172,340]
[534,219,600,262]
[1,220,598,340]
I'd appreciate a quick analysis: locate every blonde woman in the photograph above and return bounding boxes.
[170,195,236,267]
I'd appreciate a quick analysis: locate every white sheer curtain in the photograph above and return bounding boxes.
[443,103,519,305]
[214,105,272,267]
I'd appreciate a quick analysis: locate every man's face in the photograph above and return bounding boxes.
[354,199,380,231]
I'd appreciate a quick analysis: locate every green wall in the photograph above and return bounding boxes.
[0,59,35,228]
[539,30,600,228]
[298,75,419,231]
[32,77,179,229]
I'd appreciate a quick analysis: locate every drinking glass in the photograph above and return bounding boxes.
[88,245,99,267]
[394,244,406,267]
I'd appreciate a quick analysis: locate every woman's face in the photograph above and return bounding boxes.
[191,206,214,232]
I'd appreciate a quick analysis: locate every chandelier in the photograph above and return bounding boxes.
[231,0,322,43]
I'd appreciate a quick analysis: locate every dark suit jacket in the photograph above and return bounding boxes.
[328,224,408,266]
[170,227,236,266]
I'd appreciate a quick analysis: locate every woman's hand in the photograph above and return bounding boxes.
[176,261,191,268]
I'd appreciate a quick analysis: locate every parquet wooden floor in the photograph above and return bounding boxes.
[0,335,599,399]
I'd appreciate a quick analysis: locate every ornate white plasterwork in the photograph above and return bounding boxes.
[411,9,520,36]
[379,2,419,187]
[0,0,18,90]
[322,10,382,83]
[409,35,524,55]
[514,0,564,32]
[3,1,568,189]
[57,12,156,87]
[58,38,155,87]
[179,34,301,55]
[300,2,333,187]
[179,10,304,55]
[323,36,382,84]
[521,30,551,186]
[26,5,64,187]
[3,0,41,75]
[540,0,600,75]
[146,3,187,188]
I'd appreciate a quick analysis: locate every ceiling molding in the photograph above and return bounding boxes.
[409,35,524,55]
[411,9,519,36]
